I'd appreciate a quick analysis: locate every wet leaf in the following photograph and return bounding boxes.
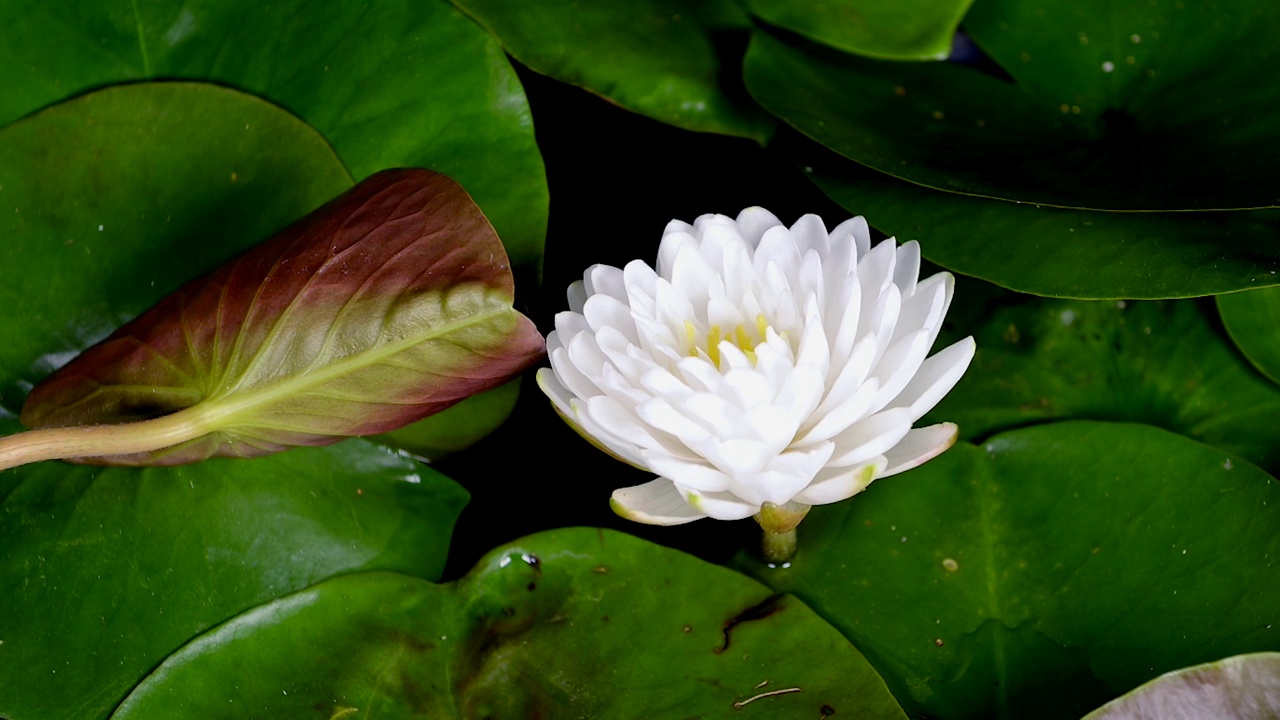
[746,0,1280,211]
[17,169,545,465]
[0,82,352,416]
[0,0,547,272]
[797,150,1280,299]
[746,0,973,60]
[451,0,774,141]
[1218,287,1280,386]
[109,528,907,719]
[736,422,1280,720]
[923,296,1280,474]
[0,427,468,720]
[1083,653,1280,720]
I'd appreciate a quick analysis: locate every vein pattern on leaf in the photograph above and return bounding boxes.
[19,168,545,465]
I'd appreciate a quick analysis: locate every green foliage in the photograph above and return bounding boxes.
[0,426,468,720]
[17,168,543,465]
[110,529,907,719]
[745,0,973,60]
[3,0,1279,716]
[925,295,1280,474]
[737,423,1280,720]
[451,0,774,141]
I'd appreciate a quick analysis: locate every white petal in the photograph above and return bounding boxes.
[893,271,951,349]
[678,486,760,521]
[827,407,914,467]
[798,376,879,444]
[536,367,576,418]
[789,214,830,256]
[884,336,976,420]
[644,453,732,492]
[868,329,933,413]
[583,294,638,344]
[655,230,695,278]
[858,238,898,301]
[584,264,628,303]
[881,423,959,477]
[745,442,836,504]
[612,479,707,525]
[893,240,922,297]
[636,398,712,444]
[736,207,783,247]
[829,215,871,259]
[792,457,887,505]
[566,280,588,314]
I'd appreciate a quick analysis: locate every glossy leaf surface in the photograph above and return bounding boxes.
[1218,287,1280,386]
[0,0,546,271]
[111,528,907,719]
[20,169,545,465]
[746,0,973,60]
[923,296,1280,474]
[0,82,352,416]
[738,422,1280,720]
[746,0,1280,211]
[1083,653,1280,720]
[452,0,774,141]
[0,428,468,720]
[800,155,1280,299]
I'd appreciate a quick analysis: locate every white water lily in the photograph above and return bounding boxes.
[537,208,974,528]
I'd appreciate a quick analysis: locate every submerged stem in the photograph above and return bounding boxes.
[760,527,798,566]
[0,410,206,470]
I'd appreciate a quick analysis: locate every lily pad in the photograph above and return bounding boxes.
[0,430,469,720]
[737,422,1280,720]
[922,296,1280,474]
[1218,287,1280,386]
[451,0,774,141]
[745,0,1280,211]
[0,0,546,271]
[1083,653,1280,720]
[0,82,352,415]
[745,0,973,60]
[110,528,907,719]
[799,152,1280,299]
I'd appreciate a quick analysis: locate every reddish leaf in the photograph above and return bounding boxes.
[18,169,544,465]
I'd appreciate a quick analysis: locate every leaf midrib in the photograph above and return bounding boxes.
[191,301,513,430]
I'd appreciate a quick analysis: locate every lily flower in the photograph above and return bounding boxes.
[538,208,974,557]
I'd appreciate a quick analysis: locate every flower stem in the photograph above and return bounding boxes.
[760,526,797,565]
[0,409,206,470]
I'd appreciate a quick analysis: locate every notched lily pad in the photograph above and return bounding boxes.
[737,421,1280,720]
[1083,653,1280,720]
[924,295,1280,474]
[110,528,908,719]
[0,431,468,720]
[16,168,545,466]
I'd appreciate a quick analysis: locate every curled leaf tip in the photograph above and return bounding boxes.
[10,168,544,467]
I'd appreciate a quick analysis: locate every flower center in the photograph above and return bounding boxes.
[685,314,771,369]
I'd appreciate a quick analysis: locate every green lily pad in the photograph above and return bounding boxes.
[0,82,352,415]
[736,422,1280,720]
[0,0,546,271]
[110,528,906,719]
[745,0,973,60]
[1083,653,1280,720]
[800,153,1280,299]
[921,296,1280,474]
[451,0,774,141]
[1218,287,1280,386]
[0,430,469,720]
[745,0,1280,211]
